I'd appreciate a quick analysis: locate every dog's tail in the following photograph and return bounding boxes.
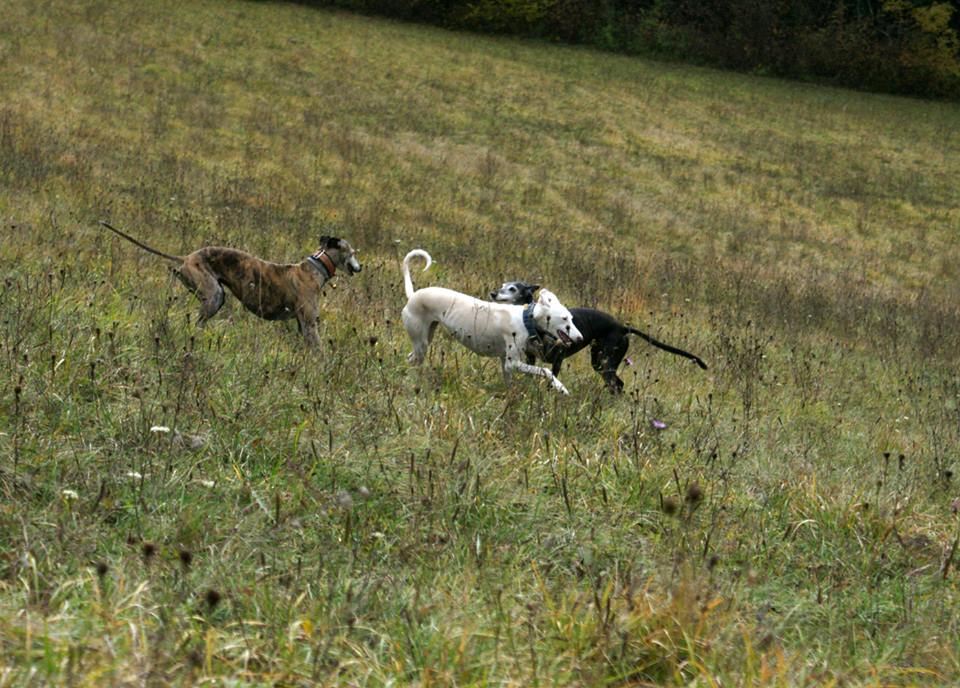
[402,249,432,298]
[99,220,182,263]
[625,326,708,370]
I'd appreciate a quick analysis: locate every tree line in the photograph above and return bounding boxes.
[309,0,960,97]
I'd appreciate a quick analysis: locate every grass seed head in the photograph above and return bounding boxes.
[204,588,222,609]
[663,495,679,516]
[686,482,704,504]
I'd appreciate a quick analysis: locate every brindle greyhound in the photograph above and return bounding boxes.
[99,220,361,346]
[490,281,707,392]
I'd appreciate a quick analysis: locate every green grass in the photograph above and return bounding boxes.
[2,0,960,684]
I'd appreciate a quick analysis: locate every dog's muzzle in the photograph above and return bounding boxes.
[347,259,362,275]
[556,330,573,346]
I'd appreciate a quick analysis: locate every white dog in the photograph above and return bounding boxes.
[400,249,583,394]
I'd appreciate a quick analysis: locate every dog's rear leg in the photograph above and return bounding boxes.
[198,285,225,324]
[592,338,627,393]
[402,308,435,365]
[173,267,224,324]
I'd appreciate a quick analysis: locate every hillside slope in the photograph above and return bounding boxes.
[1,0,960,684]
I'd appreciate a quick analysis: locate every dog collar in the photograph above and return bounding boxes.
[307,250,336,279]
[522,304,539,339]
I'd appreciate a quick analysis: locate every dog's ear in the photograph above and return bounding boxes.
[324,236,342,249]
[537,289,556,305]
[319,235,330,245]
[528,284,541,294]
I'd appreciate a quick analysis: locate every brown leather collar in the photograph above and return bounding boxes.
[309,249,336,278]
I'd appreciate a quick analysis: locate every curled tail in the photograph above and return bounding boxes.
[402,249,432,298]
[99,220,182,262]
[626,326,708,370]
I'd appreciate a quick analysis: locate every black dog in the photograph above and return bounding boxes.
[490,281,707,392]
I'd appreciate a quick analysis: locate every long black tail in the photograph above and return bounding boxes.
[98,220,182,263]
[626,326,708,370]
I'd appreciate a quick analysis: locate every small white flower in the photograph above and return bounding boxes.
[198,479,215,488]
[150,425,170,434]
[61,489,79,500]
[127,471,143,480]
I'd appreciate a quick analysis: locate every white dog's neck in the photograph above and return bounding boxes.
[521,304,540,338]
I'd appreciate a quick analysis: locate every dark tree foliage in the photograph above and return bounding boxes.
[297,0,960,97]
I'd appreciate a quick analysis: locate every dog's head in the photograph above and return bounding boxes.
[490,280,539,305]
[533,289,582,347]
[319,236,362,275]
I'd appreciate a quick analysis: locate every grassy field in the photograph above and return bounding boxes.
[2,0,960,684]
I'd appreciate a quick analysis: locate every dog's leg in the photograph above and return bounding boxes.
[171,266,197,296]
[549,350,565,377]
[296,309,320,347]
[534,339,568,378]
[402,307,435,365]
[503,356,569,395]
[524,338,543,366]
[589,341,604,373]
[173,265,224,324]
[592,337,627,392]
